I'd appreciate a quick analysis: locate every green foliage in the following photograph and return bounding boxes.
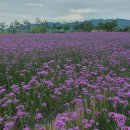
[77,21,94,32]
[23,20,31,33]
[7,22,16,33]
[0,19,130,34]
[63,22,70,31]
[96,20,118,32]
[0,22,7,33]
[31,26,47,33]
[123,26,130,32]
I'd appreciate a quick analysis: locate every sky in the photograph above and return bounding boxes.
[0,0,130,24]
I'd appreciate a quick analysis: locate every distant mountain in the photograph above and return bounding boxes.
[116,19,130,27]
[5,18,130,33]
[29,19,130,29]
[46,19,130,28]
[89,19,130,27]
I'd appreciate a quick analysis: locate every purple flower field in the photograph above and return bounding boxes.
[1,32,130,130]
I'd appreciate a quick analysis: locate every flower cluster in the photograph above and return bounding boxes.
[0,32,130,129]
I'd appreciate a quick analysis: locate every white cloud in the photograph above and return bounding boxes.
[0,0,130,23]
[55,13,84,22]
[70,8,97,14]
[0,13,33,18]
[25,3,45,7]
[0,4,7,7]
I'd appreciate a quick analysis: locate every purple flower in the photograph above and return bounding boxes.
[41,102,47,107]
[109,112,127,128]
[4,121,14,129]
[23,127,30,130]
[0,88,6,94]
[84,123,92,128]
[70,112,78,120]
[22,84,31,90]
[55,120,66,128]
[11,85,20,93]
[37,71,48,76]
[79,80,87,86]
[40,127,45,130]
[35,113,43,121]
[74,127,80,130]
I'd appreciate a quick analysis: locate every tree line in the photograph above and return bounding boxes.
[0,19,130,34]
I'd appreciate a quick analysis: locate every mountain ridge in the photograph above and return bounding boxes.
[45,19,130,28]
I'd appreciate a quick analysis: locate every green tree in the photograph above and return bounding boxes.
[96,22,105,30]
[13,20,21,32]
[34,18,48,32]
[53,24,62,30]
[63,22,70,31]
[51,24,63,32]
[31,26,47,33]
[23,20,31,32]
[35,18,43,25]
[78,21,94,32]
[97,20,118,32]
[7,22,16,33]
[123,26,130,32]
[7,20,21,33]
[104,20,117,31]
[0,22,7,33]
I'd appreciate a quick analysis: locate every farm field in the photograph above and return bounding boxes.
[1,32,130,130]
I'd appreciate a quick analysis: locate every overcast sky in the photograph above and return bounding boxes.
[0,0,130,24]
